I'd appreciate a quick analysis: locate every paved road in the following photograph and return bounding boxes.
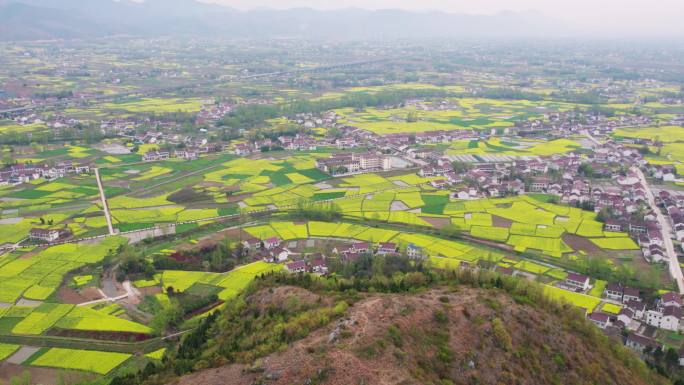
[634,167,684,293]
[94,168,115,235]
[581,129,601,147]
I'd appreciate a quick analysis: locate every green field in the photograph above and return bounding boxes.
[0,343,19,361]
[543,285,601,312]
[333,98,579,135]
[29,348,131,374]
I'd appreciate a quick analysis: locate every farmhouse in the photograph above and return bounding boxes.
[263,237,281,250]
[352,241,370,254]
[242,237,262,251]
[406,243,424,259]
[233,143,253,155]
[604,219,625,232]
[622,287,641,303]
[142,151,170,162]
[311,258,328,275]
[529,177,550,193]
[174,149,198,160]
[661,292,682,308]
[30,227,72,243]
[588,312,610,329]
[645,306,681,331]
[265,247,290,263]
[377,242,397,255]
[625,300,647,319]
[617,308,635,330]
[564,272,590,291]
[604,283,623,301]
[285,260,307,274]
[315,153,391,176]
[625,333,661,354]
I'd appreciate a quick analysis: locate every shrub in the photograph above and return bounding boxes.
[492,318,513,352]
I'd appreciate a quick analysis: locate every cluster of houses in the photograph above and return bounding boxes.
[195,103,232,125]
[283,240,426,274]
[241,234,428,275]
[293,111,339,130]
[585,286,684,359]
[656,190,684,252]
[516,112,653,138]
[277,134,318,151]
[142,145,217,162]
[548,269,684,361]
[0,162,91,185]
[406,146,644,207]
[241,236,291,263]
[315,152,392,176]
[232,134,319,155]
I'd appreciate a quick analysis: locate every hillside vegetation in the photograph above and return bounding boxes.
[109,269,669,385]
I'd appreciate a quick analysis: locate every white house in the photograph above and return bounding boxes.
[625,300,646,319]
[617,308,634,330]
[588,312,610,329]
[565,272,590,291]
[285,260,307,273]
[661,292,682,308]
[263,237,281,250]
[626,333,661,354]
[646,306,681,331]
[406,243,424,259]
[604,283,623,301]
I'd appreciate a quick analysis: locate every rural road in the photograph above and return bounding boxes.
[77,280,139,307]
[94,168,116,235]
[581,129,601,147]
[634,167,684,293]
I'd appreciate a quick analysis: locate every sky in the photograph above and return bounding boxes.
[199,0,684,36]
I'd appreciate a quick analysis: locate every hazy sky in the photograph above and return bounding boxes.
[200,0,684,35]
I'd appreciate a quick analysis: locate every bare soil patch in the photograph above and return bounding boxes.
[492,215,513,228]
[562,234,606,256]
[0,362,95,385]
[57,286,91,304]
[421,216,451,228]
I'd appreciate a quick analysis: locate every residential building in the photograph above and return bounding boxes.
[565,272,590,291]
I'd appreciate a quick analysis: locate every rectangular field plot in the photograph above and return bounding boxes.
[543,285,601,312]
[470,226,509,242]
[11,303,73,335]
[513,260,550,275]
[589,237,639,250]
[270,221,309,240]
[55,307,152,334]
[28,348,132,374]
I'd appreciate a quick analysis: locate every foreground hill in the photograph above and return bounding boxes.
[173,281,667,385]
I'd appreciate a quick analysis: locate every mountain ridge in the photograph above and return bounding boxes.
[0,0,574,41]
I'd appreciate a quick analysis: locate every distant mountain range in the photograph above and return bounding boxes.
[0,0,575,41]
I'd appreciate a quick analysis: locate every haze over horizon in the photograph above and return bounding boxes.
[199,0,684,37]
